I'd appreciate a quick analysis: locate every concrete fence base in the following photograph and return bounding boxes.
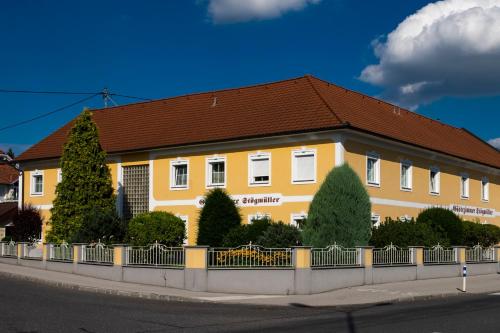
[0,244,498,295]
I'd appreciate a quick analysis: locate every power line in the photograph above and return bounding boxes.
[0,89,99,95]
[0,93,100,133]
[109,93,152,101]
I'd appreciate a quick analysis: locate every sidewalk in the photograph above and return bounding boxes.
[0,262,498,307]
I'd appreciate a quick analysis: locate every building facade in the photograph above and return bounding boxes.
[16,76,500,244]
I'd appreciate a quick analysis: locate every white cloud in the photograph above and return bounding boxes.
[207,0,321,23]
[488,137,500,149]
[360,0,500,108]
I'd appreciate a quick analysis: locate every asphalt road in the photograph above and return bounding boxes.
[0,275,499,333]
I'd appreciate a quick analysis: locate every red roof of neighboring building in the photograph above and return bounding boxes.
[0,164,18,185]
[16,76,500,168]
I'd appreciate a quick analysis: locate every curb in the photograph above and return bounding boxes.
[0,270,203,303]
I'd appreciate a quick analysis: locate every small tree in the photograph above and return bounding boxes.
[196,188,241,246]
[6,148,14,159]
[47,109,116,243]
[462,221,500,247]
[369,217,444,247]
[302,164,371,247]
[11,205,43,243]
[257,221,302,248]
[222,217,271,247]
[71,206,126,244]
[127,211,185,246]
[416,208,463,245]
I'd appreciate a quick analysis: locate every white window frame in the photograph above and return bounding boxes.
[460,173,469,199]
[366,152,380,187]
[429,166,440,195]
[57,168,62,183]
[400,160,412,191]
[206,156,226,188]
[30,170,44,196]
[248,152,271,186]
[170,159,189,190]
[291,148,317,184]
[371,213,381,228]
[248,213,270,224]
[290,213,307,229]
[176,215,189,245]
[481,177,489,202]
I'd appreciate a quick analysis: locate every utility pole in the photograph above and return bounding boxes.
[102,88,117,108]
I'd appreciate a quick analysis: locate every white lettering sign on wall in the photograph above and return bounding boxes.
[449,204,495,217]
[195,193,283,208]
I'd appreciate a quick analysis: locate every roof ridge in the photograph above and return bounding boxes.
[91,75,310,113]
[305,75,345,125]
[309,76,466,132]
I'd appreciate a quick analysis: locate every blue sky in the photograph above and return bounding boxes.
[0,0,499,155]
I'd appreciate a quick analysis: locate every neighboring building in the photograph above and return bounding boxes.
[0,155,19,240]
[16,76,500,244]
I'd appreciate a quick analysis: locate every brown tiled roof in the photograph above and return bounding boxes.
[0,164,18,184]
[17,76,500,168]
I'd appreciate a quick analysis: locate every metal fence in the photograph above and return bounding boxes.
[0,241,16,257]
[21,242,43,259]
[208,244,293,268]
[424,244,457,264]
[311,244,361,267]
[373,244,414,266]
[80,242,114,264]
[125,242,184,267]
[49,242,73,261]
[466,245,495,263]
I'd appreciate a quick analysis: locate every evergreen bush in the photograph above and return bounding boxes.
[127,211,185,246]
[416,207,464,245]
[47,109,116,243]
[71,206,126,244]
[256,221,302,248]
[11,205,43,243]
[196,188,241,246]
[222,217,271,247]
[302,164,371,247]
[462,221,500,247]
[369,217,444,247]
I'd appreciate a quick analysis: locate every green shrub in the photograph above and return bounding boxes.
[71,206,126,244]
[416,208,463,245]
[127,211,185,246]
[196,188,241,247]
[256,221,302,248]
[222,217,271,247]
[302,164,371,247]
[370,217,444,248]
[11,205,43,243]
[462,221,500,247]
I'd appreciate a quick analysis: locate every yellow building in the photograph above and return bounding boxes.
[16,76,500,244]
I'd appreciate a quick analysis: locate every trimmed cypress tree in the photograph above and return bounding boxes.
[46,109,116,243]
[196,188,241,246]
[302,164,371,247]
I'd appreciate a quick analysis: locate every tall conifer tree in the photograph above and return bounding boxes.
[302,164,371,247]
[47,109,115,242]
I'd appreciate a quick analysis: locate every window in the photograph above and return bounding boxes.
[429,167,440,195]
[206,156,226,187]
[249,153,270,185]
[57,169,62,183]
[400,160,412,190]
[170,160,189,189]
[371,214,381,228]
[292,149,316,184]
[177,215,189,245]
[366,153,380,186]
[481,177,489,201]
[291,213,307,229]
[30,171,44,196]
[460,173,469,199]
[248,213,270,224]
